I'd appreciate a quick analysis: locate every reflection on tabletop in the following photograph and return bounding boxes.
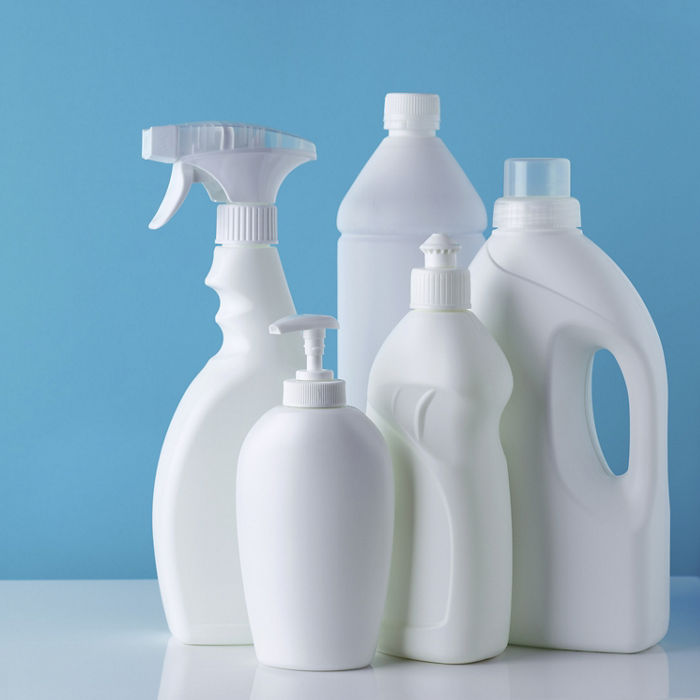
[157,635,669,700]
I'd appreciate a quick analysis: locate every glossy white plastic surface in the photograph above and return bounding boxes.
[469,160,669,652]
[2,578,698,699]
[337,93,486,410]
[237,400,393,670]
[367,273,513,662]
[143,122,316,232]
[153,245,302,644]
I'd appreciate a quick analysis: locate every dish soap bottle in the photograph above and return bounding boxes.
[367,234,513,664]
[337,93,487,410]
[470,158,669,652]
[143,122,315,645]
[237,315,393,670]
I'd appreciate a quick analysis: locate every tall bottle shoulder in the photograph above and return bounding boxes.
[471,230,663,345]
[337,135,486,236]
[369,310,512,401]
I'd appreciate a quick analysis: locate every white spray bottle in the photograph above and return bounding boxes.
[237,315,393,670]
[367,234,513,664]
[143,122,315,645]
[470,158,669,652]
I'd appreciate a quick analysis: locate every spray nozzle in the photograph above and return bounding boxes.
[142,122,316,240]
[269,314,338,381]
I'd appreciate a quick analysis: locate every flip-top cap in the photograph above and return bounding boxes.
[410,234,470,311]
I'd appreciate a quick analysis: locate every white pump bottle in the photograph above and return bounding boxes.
[237,315,393,671]
[337,93,486,410]
[143,122,315,645]
[367,234,513,664]
[470,158,669,652]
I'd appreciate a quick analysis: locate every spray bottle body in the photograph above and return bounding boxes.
[153,243,302,644]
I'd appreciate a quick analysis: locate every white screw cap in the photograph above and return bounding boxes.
[410,234,470,311]
[384,93,440,131]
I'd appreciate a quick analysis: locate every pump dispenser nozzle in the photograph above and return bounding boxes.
[269,315,345,408]
[142,122,316,243]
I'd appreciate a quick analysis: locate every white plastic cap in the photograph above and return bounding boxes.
[493,158,581,229]
[410,234,470,311]
[269,315,346,408]
[384,93,440,131]
[215,204,277,244]
[504,158,571,197]
[142,122,316,243]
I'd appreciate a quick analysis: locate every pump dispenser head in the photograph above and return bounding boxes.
[410,234,470,311]
[269,315,345,408]
[142,122,316,244]
[493,158,581,230]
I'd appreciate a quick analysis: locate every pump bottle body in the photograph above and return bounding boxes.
[237,405,393,670]
[470,225,669,652]
[367,309,512,663]
[153,243,302,645]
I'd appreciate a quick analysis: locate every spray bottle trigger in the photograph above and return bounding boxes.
[149,160,195,230]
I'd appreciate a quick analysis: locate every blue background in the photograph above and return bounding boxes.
[1,0,698,578]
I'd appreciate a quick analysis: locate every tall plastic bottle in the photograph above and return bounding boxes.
[142,122,315,645]
[470,158,669,652]
[367,234,513,664]
[337,93,486,409]
[237,315,393,670]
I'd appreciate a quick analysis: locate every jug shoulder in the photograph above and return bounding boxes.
[478,231,661,338]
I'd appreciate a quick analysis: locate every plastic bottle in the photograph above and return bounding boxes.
[237,315,393,670]
[337,93,486,409]
[469,158,669,652]
[143,122,315,645]
[367,234,513,664]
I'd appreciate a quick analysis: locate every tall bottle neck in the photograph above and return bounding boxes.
[387,128,437,138]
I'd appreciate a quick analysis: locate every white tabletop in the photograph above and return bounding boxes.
[1,577,699,699]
